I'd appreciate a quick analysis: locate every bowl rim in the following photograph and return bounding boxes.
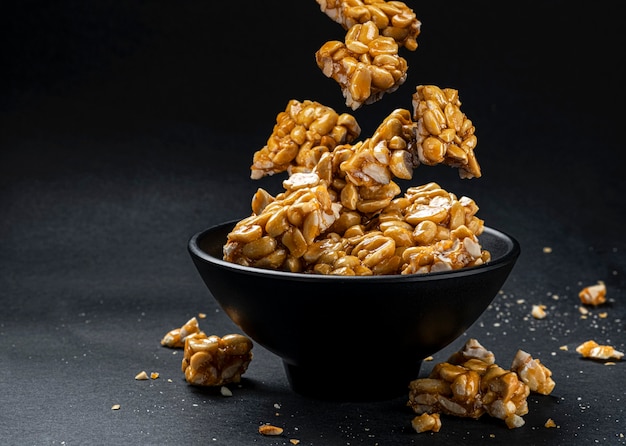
[188,219,520,283]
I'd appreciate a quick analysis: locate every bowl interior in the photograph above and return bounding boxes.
[188,220,520,400]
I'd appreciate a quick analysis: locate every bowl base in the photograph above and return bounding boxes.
[283,361,422,402]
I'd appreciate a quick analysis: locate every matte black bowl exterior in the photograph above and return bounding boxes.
[188,220,520,401]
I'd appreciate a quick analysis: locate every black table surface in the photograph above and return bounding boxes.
[1,2,624,445]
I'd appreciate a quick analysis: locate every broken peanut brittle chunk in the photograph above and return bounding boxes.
[250,99,360,179]
[576,340,624,361]
[411,413,441,433]
[578,282,607,306]
[408,339,555,430]
[316,21,408,110]
[182,333,253,386]
[412,85,480,179]
[259,424,284,436]
[315,0,421,51]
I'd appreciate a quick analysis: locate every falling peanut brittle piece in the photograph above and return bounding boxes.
[412,85,481,179]
[250,99,360,179]
[315,0,421,51]
[316,21,408,110]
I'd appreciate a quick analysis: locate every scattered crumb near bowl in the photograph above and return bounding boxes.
[545,418,557,428]
[258,424,283,436]
[531,304,547,319]
[578,282,607,306]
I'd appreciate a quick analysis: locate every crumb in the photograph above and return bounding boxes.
[259,424,284,436]
[135,371,149,380]
[532,304,547,319]
[111,404,121,410]
[411,413,441,433]
[578,282,607,306]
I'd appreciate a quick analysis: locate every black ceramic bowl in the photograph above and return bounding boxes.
[188,220,520,401]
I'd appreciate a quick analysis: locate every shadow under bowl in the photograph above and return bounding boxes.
[188,220,520,401]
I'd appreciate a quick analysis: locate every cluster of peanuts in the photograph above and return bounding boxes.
[315,0,421,109]
[408,339,556,431]
[413,85,481,179]
[161,317,254,387]
[250,99,361,180]
[316,0,421,50]
[226,84,484,275]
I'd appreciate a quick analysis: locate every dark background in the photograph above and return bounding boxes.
[1,1,624,445]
